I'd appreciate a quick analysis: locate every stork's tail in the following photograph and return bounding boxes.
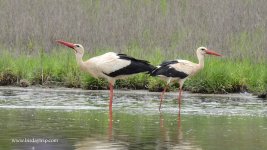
[137,60,156,74]
[150,66,160,76]
[117,54,156,74]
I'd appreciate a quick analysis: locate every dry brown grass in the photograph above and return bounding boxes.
[0,0,266,61]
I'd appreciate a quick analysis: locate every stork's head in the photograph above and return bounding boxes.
[56,40,84,56]
[196,47,222,56]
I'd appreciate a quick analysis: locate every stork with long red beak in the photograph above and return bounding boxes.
[151,47,222,111]
[56,40,154,113]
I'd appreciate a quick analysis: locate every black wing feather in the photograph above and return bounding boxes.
[159,60,179,67]
[104,54,155,77]
[150,60,188,79]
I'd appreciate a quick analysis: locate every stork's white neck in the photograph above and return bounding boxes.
[75,53,85,69]
[196,51,205,70]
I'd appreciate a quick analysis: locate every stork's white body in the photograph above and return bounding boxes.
[77,52,131,84]
[151,47,222,111]
[157,59,203,84]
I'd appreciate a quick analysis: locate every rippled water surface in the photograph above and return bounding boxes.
[0,87,267,150]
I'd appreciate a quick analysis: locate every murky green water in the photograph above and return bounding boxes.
[0,87,267,150]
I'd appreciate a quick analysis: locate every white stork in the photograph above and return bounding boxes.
[57,40,154,113]
[151,47,222,111]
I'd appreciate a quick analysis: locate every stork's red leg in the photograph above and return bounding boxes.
[108,107,113,140]
[177,110,181,128]
[108,83,114,140]
[178,88,182,110]
[159,86,168,111]
[109,83,114,114]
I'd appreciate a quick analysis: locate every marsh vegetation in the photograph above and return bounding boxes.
[0,0,266,96]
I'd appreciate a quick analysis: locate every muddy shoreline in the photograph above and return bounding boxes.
[0,86,262,99]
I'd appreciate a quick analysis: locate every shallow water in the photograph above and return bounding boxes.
[0,87,267,150]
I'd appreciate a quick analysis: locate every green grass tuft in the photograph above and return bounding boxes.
[0,48,266,97]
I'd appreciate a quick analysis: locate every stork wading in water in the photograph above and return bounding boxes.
[151,47,222,111]
[57,40,154,113]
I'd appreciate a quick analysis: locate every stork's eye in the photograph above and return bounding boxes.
[201,48,205,51]
[76,45,80,47]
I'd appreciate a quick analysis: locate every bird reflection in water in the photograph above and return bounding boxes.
[74,109,127,150]
[159,112,202,150]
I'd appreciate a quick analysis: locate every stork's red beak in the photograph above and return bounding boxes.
[206,49,222,56]
[56,40,75,49]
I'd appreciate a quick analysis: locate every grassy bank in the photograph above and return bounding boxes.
[0,48,266,98]
[0,0,266,98]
